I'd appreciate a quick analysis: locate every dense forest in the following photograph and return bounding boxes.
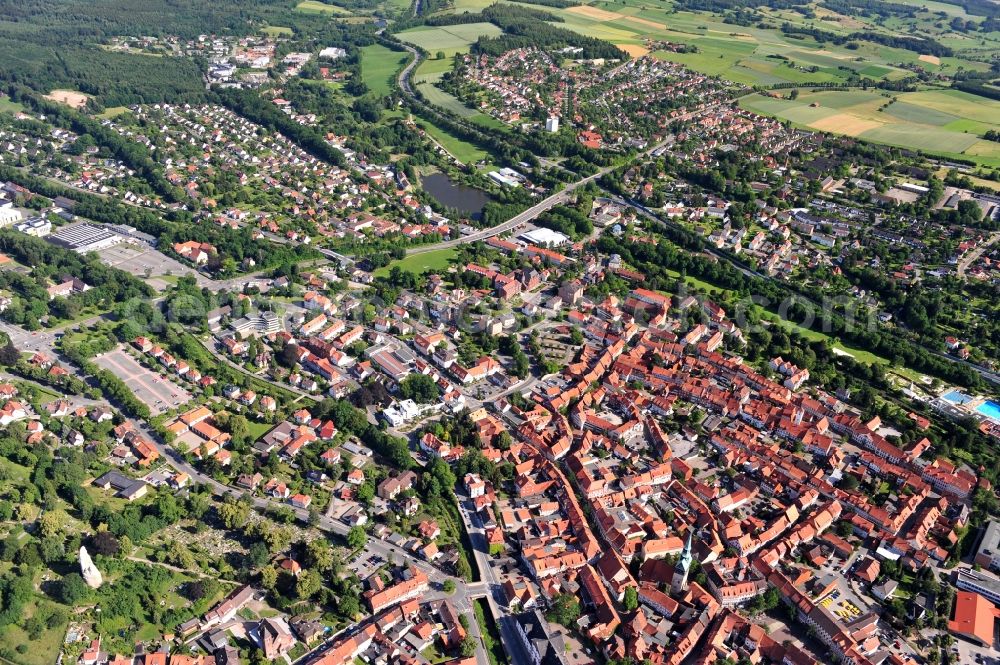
[0,0,334,106]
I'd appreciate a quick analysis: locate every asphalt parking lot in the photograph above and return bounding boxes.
[348,545,386,580]
[94,346,192,415]
[96,244,201,292]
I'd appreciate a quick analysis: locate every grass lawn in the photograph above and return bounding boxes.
[415,80,503,129]
[473,599,508,665]
[23,383,63,404]
[0,458,30,484]
[246,420,274,441]
[766,314,888,366]
[96,106,129,119]
[0,96,25,114]
[661,267,891,367]
[360,44,408,97]
[663,268,723,296]
[261,25,294,36]
[415,57,455,79]
[375,248,458,277]
[414,117,490,164]
[421,643,450,664]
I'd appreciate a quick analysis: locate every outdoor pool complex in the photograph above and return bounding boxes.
[942,390,973,405]
[976,401,1000,422]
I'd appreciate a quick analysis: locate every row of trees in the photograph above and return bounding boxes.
[780,23,954,57]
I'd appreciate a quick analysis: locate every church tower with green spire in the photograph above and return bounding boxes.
[671,531,693,594]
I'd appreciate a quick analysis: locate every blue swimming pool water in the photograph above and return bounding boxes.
[943,390,973,405]
[976,401,1000,422]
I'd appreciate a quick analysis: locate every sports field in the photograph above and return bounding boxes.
[740,88,1000,166]
[360,44,409,97]
[45,89,90,108]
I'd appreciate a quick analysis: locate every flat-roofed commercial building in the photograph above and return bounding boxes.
[47,223,121,253]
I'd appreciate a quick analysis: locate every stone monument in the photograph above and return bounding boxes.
[79,546,103,589]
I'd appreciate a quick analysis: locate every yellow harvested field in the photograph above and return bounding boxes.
[623,16,667,30]
[919,54,941,65]
[809,114,884,136]
[566,5,624,20]
[812,8,866,29]
[963,140,1000,158]
[45,90,89,108]
[617,43,650,57]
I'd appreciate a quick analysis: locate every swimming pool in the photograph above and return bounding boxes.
[976,401,1000,422]
[942,390,973,405]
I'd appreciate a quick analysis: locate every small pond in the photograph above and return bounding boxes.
[420,172,492,219]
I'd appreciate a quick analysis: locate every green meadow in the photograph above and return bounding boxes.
[374,248,458,277]
[360,44,409,97]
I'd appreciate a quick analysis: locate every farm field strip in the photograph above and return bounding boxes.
[740,88,1000,163]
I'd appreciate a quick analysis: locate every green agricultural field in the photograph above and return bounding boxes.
[375,248,458,277]
[902,90,1000,126]
[295,0,353,13]
[360,44,409,97]
[882,101,958,126]
[859,125,980,153]
[395,22,503,58]
[956,140,1000,161]
[538,0,997,90]
[740,88,1000,167]
[414,57,456,80]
